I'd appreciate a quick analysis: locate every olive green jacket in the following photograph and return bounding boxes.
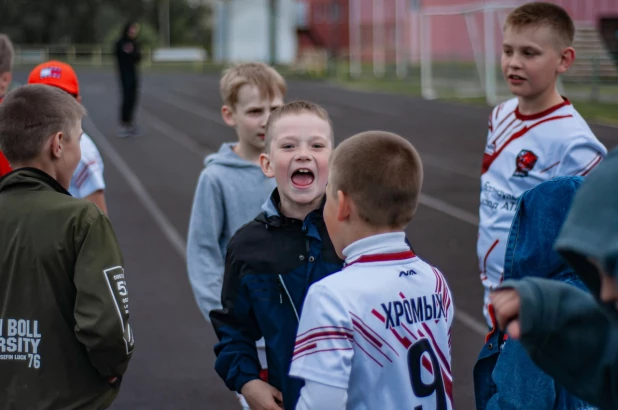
[0,168,134,409]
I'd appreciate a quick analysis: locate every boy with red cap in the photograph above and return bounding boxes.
[28,61,108,213]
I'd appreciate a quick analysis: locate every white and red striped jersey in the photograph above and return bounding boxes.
[290,233,454,410]
[69,133,106,199]
[478,97,606,324]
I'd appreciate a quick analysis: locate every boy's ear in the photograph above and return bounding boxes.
[336,190,351,222]
[49,131,64,160]
[557,47,575,74]
[221,105,236,127]
[259,152,275,178]
[0,72,12,91]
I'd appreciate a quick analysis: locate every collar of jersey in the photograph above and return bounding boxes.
[514,97,571,121]
[343,232,414,268]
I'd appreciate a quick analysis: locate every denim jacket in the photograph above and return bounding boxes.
[473,177,597,410]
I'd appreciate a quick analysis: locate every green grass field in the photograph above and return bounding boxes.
[333,75,618,126]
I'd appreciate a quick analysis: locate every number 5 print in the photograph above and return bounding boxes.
[117,280,128,296]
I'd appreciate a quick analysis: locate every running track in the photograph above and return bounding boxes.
[11,69,618,409]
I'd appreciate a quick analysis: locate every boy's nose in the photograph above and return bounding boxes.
[508,56,523,68]
[295,150,312,161]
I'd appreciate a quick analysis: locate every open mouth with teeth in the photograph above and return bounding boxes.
[291,168,315,187]
[508,74,526,81]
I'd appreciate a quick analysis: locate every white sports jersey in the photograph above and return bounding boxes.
[478,97,606,324]
[69,133,105,199]
[290,233,454,410]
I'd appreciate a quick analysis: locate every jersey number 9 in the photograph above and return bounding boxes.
[408,339,447,410]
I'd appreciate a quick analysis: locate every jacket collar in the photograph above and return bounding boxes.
[256,188,326,228]
[0,167,71,196]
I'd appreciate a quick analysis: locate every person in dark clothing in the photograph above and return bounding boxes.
[115,21,141,137]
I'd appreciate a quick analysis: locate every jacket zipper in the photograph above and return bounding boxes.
[278,274,300,322]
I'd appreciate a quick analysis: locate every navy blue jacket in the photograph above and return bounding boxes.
[210,189,343,410]
[474,177,596,410]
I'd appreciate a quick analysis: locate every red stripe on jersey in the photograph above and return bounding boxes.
[372,309,386,323]
[295,330,353,346]
[345,250,415,269]
[351,318,383,348]
[580,153,602,176]
[495,108,516,130]
[293,343,317,357]
[421,323,452,375]
[352,322,393,363]
[491,117,519,146]
[295,335,351,351]
[390,328,412,349]
[353,340,383,367]
[75,160,97,188]
[514,98,571,121]
[495,103,504,120]
[483,239,500,276]
[400,323,419,341]
[422,355,433,374]
[540,160,561,174]
[481,114,574,174]
[292,347,354,362]
[296,325,353,339]
[352,312,399,356]
[443,368,454,406]
[432,267,451,313]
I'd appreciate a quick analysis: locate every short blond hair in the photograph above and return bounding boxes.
[330,131,423,228]
[220,62,287,108]
[264,100,333,153]
[505,2,575,47]
[0,34,14,74]
[0,84,86,163]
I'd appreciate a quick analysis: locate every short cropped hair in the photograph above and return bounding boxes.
[220,62,287,108]
[330,131,423,228]
[0,84,86,163]
[264,100,333,153]
[0,34,14,74]
[505,2,575,47]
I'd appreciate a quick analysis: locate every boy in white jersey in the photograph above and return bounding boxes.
[477,2,607,325]
[27,61,108,213]
[290,131,455,410]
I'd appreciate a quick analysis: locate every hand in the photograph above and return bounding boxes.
[240,379,283,410]
[489,289,522,339]
[123,43,134,54]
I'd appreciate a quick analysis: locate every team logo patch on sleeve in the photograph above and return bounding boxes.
[513,149,538,177]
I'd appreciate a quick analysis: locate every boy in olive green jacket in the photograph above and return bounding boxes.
[0,84,134,409]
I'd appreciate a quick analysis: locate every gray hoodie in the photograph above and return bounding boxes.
[187,143,276,321]
[499,147,618,409]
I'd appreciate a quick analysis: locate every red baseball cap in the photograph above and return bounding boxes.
[28,61,80,97]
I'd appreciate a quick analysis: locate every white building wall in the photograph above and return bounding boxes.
[214,0,297,64]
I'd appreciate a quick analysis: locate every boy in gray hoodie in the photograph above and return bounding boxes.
[186,62,286,408]
[491,147,618,409]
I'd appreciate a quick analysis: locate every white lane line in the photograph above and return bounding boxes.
[140,109,209,157]
[84,117,187,259]
[419,193,480,226]
[455,310,487,336]
[145,89,225,125]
